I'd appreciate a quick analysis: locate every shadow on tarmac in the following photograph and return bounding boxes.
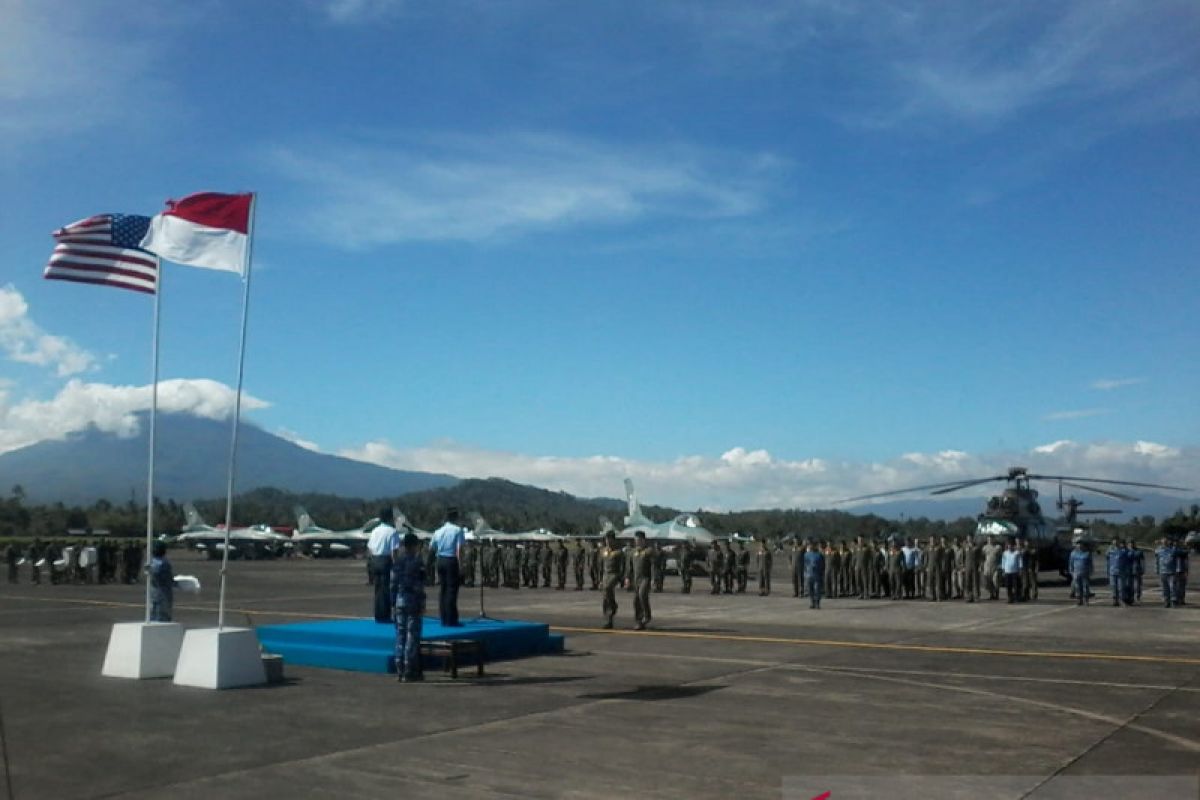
[577,684,726,702]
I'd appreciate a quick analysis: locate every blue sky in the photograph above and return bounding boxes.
[2,0,1198,510]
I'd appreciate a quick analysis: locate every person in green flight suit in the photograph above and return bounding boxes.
[631,532,653,630]
[678,542,693,594]
[600,531,625,629]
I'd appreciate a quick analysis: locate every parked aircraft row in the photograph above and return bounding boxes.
[169,480,717,559]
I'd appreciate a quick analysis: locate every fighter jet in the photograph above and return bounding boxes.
[291,506,380,557]
[393,507,433,541]
[173,503,291,560]
[619,478,715,547]
[469,514,563,542]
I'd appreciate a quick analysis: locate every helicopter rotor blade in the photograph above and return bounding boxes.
[929,476,1008,496]
[1058,480,1140,503]
[836,475,1007,504]
[1076,509,1122,516]
[1027,474,1192,492]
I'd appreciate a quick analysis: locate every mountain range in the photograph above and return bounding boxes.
[0,413,457,505]
[2,413,1195,523]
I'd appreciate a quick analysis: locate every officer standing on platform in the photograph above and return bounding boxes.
[366,508,400,623]
[429,507,467,626]
[631,532,653,630]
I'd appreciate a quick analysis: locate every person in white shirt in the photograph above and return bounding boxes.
[429,507,467,626]
[1000,539,1024,604]
[367,508,400,623]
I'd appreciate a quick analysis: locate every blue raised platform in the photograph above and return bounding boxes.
[257,617,564,674]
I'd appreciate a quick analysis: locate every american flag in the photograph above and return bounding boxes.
[44,214,160,295]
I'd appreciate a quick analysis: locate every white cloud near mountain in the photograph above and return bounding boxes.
[266,132,782,246]
[0,285,97,376]
[340,438,1197,511]
[0,378,268,455]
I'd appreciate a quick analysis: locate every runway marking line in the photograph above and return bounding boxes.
[6,594,1199,667]
[551,625,1200,666]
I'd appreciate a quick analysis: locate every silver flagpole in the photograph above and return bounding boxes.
[217,193,257,631]
[144,257,163,623]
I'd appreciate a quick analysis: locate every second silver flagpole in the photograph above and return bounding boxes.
[144,258,163,623]
[216,193,257,631]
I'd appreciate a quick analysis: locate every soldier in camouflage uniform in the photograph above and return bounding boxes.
[678,542,694,593]
[756,539,773,596]
[554,540,569,589]
[541,542,554,588]
[787,540,803,597]
[735,541,750,593]
[722,541,736,594]
[651,542,665,593]
[600,532,625,629]
[572,540,586,590]
[588,540,602,590]
[708,541,724,595]
[631,532,653,630]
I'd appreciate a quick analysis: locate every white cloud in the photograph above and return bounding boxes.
[1090,377,1145,391]
[266,132,782,246]
[1041,408,1111,421]
[669,1,1200,128]
[338,437,1198,511]
[0,1,167,150]
[0,284,97,376]
[0,378,268,454]
[276,427,321,452]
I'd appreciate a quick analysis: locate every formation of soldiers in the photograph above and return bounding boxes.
[410,533,1192,615]
[3,539,145,586]
[771,535,1043,603]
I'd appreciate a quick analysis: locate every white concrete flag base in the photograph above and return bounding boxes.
[101,622,186,679]
[173,627,267,690]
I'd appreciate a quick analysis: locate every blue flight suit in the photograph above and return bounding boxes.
[1106,548,1123,606]
[390,552,426,680]
[803,550,825,609]
[1154,546,1179,607]
[1068,549,1092,605]
[148,556,174,622]
[1116,548,1134,605]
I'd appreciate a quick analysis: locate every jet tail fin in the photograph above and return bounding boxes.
[471,513,488,534]
[624,478,649,526]
[183,503,207,531]
[294,506,317,533]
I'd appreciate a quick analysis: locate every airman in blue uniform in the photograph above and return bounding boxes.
[1068,542,1092,606]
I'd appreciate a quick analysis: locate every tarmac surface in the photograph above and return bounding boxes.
[1,552,1197,799]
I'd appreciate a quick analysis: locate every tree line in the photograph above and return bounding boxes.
[2,481,1197,544]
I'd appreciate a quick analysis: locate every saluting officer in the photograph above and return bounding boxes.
[600,531,625,629]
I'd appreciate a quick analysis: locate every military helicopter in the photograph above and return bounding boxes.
[840,467,1191,575]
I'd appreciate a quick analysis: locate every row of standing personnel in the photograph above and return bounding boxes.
[4,540,145,586]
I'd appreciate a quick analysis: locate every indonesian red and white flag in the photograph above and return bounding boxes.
[140,192,254,275]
